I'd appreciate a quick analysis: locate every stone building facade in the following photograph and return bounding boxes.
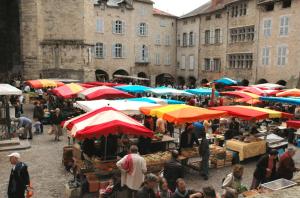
[177,0,300,87]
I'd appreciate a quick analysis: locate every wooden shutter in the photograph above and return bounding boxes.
[122,21,126,34]
[122,44,126,58]
[112,44,115,58]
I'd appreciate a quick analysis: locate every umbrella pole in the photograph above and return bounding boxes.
[104,136,107,160]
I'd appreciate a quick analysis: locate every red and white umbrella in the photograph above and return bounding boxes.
[63,107,153,139]
[78,86,134,100]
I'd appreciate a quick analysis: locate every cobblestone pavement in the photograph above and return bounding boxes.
[0,104,300,197]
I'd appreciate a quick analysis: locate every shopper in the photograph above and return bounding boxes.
[33,101,44,134]
[116,145,147,196]
[13,117,33,139]
[222,165,247,198]
[277,147,300,180]
[7,152,30,198]
[157,178,172,198]
[251,150,278,189]
[50,108,63,141]
[171,178,202,198]
[199,131,210,180]
[164,150,184,192]
[179,124,199,151]
[136,173,158,198]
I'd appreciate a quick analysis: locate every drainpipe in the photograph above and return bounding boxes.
[255,3,261,83]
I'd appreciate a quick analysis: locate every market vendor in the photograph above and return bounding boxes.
[229,118,240,137]
[277,147,300,180]
[99,134,118,160]
[179,123,199,152]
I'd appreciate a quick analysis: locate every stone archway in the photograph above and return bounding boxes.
[177,76,185,86]
[257,78,268,84]
[113,69,129,76]
[155,73,174,86]
[188,76,197,88]
[240,79,249,86]
[276,80,287,86]
[95,69,109,82]
[137,72,147,78]
[201,79,209,85]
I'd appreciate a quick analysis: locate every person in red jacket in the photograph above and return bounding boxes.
[277,147,300,180]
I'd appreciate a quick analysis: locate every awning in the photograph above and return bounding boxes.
[185,88,219,96]
[148,87,193,96]
[276,89,300,97]
[210,105,293,120]
[221,91,260,104]
[214,77,237,85]
[286,120,300,129]
[85,82,124,87]
[74,100,159,115]
[140,104,227,124]
[26,79,64,89]
[78,86,133,100]
[51,83,85,99]
[260,97,300,105]
[0,84,22,95]
[121,97,184,105]
[252,83,284,90]
[63,107,153,139]
[115,85,151,93]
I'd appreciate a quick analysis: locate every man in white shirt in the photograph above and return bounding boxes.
[116,145,147,195]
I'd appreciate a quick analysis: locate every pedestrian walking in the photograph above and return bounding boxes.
[33,101,44,134]
[50,108,63,141]
[199,131,210,180]
[116,145,147,197]
[7,152,30,198]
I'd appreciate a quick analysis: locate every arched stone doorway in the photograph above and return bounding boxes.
[240,79,249,86]
[201,79,209,86]
[257,78,268,84]
[113,69,129,76]
[137,72,147,78]
[95,70,109,82]
[177,76,185,87]
[155,73,174,86]
[276,80,287,86]
[113,69,130,83]
[137,72,149,86]
[188,76,197,88]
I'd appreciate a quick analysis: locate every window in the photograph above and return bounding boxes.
[183,33,187,47]
[213,59,221,72]
[165,35,170,46]
[228,54,253,69]
[191,18,196,23]
[156,35,160,45]
[282,0,291,8]
[204,58,211,71]
[160,19,166,27]
[165,54,171,65]
[177,34,180,46]
[215,29,221,44]
[278,46,288,66]
[189,32,194,46]
[95,43,104,58]
[280,16,289,36]
[113,43,123,58]
[141,45,148,61]
[189,55,194,70]
[183,20,188,25]
[263,19,272,37]
[139,23,147,36]
[205,30,210,44]
[262,47,270,65]
[96,18,104,33]
[155,53,160,65]
[181,55,186,69]
[113,20,124,34]
[264,3,274,11]
[206,15,211,20]
[230,26,255,43]
[140,6,146,16]
[231,3,247,18]
[215,13,222,18]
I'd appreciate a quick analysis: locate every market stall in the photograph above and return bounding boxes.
[260,96,300,105]
[147,87,193,97]
[26,79,64,89]
[214,77,237,85]
[220,91,261,104]
[121,97,184,105]
[78,86,133,100]
[51,83,85,99]
[276,88,300,97]
[185,88,219,96]
[115,85,151,94]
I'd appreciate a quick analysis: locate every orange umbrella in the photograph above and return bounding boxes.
[26,79,64,89]
[140,104,226,124]
[276,88,300,97]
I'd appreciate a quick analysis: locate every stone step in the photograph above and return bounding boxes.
[0,138,20,147]
[0,138,30,152]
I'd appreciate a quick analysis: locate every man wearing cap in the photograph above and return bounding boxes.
[7,152,30,198]
[277,147,300,180]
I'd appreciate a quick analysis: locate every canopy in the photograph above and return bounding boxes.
[115,85,151,93]
[260,97,300,105]
[0,84,22,95]
[286,120,300,129]
[122,97,184,105]
[241,87,270,96]
[51,83,85,99]
[26,79,64,89]
[252,83,284,90]
[74,100,159,115]
[148,87,193,96]
[221,91,260,104]
[186,88,219,96]
[63,107,153,139]
[78,86,133,100]
[210,105,293,120]
[85,82,124,87]
[214,77,237,85]
[140,104,227,124]
[276,89,300,97]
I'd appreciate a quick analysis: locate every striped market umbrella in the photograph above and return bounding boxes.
[276,89,300,97]
[26,79,64,89]
[78,86,134,100]
[140,104,227,124]
[51,83,85,99]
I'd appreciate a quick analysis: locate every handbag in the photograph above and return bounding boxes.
[26,182,34,198]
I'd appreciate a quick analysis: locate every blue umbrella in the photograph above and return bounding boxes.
[260,97,300,105]
[120,97,184,104]
[214,77,237,85]
[115,85,151,93]
[186,88,219,96]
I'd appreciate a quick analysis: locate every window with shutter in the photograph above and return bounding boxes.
[122,44,126,58]
[189,32,194,46]
[205,30,210,44]
[95,43,104,58]
[279,16,289,36]
[96,18,104,33]
[189,55,194,70]
[181,55,186,69]
[156,34,160,45]
[183,33,187,47]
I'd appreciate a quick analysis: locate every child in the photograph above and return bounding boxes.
[33,119,41,134]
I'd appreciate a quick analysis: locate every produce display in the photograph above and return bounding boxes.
[143,151,171,166]
[210,144,233,168]
[180,147,198,158]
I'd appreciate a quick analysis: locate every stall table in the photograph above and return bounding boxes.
[150,135,175,152]
[226,139,266,161]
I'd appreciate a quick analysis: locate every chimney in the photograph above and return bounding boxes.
[212,0,224,8]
